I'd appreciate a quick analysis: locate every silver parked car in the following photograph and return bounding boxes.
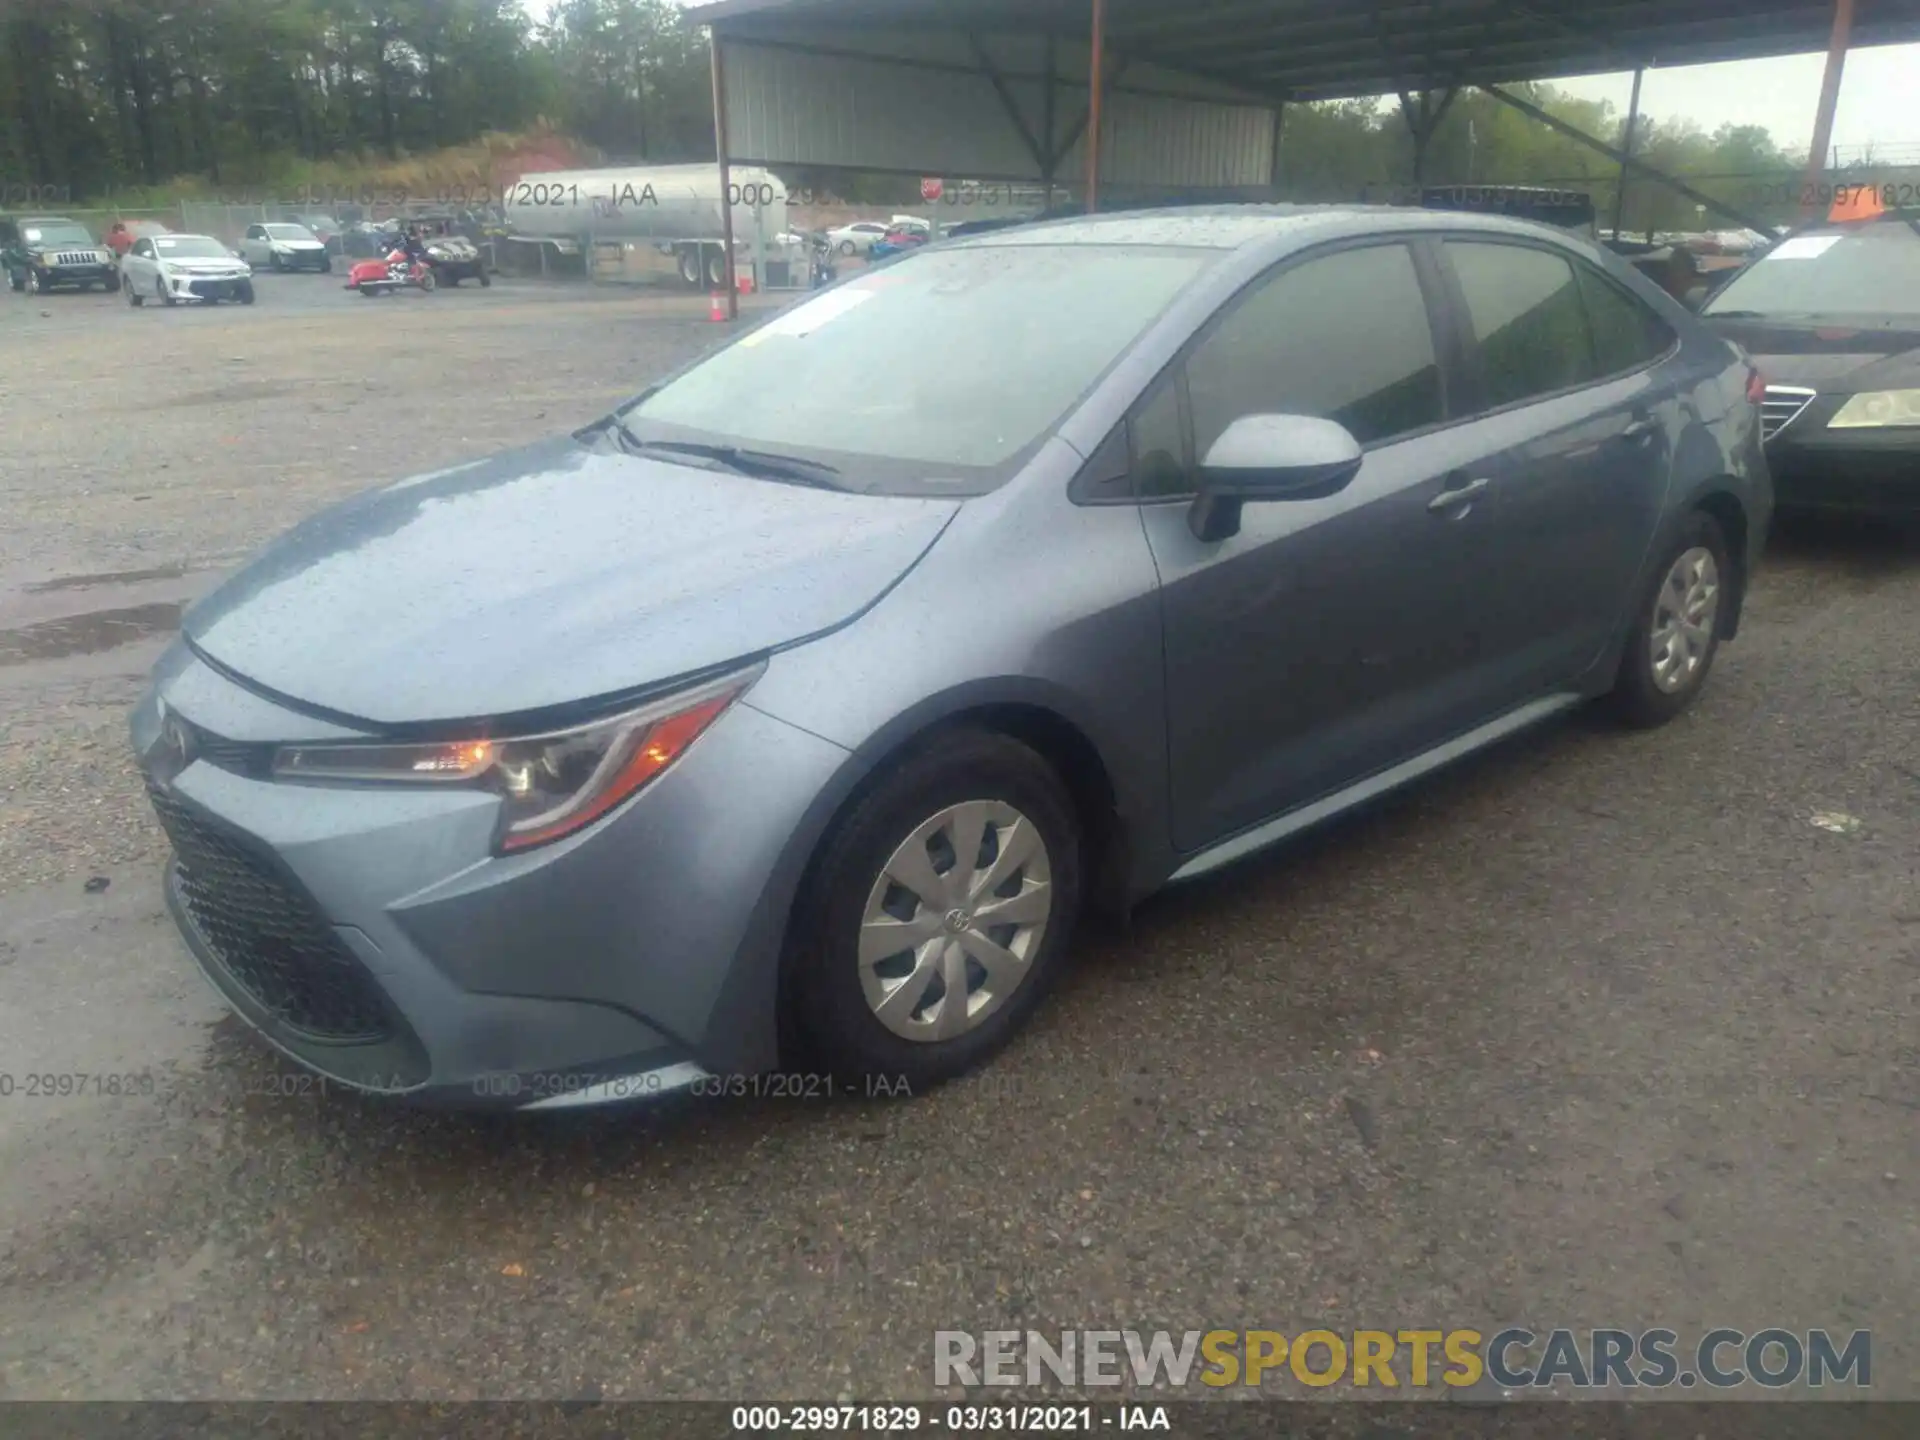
[132,207,1770,1109]
[239,221,331,273]
[122,232,254,306]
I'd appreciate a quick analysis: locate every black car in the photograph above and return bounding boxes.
[1700,207,1920,516]
[1,214,120,294]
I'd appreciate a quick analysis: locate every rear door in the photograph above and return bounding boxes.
[1432,237,1685,702]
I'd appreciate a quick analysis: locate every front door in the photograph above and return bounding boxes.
[1136,239,1507,854]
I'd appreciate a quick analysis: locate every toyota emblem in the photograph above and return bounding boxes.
[148,707,195,792]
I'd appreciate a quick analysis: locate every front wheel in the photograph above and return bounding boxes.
[127,281,143,307]
[238,281,255,305]
[103,273,120,293]
[25,269,42,295]
[158,277,176,307]
[1605,510,1731,728]
[478,269,491,288]
[787,729,1082,1092]
[417,269,436,293]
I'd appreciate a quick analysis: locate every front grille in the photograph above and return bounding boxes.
[52,250,102,266]
[1761,385,1817,442]
[146,779,393,1044]
[177,718,275,779]
[186,278,243,299]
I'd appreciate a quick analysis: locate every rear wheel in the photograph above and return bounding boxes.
[704,246,727,289]
[1605,511,1731,728]
[788,730,1082,1091]
[677,247,701,287]
[417,269,436,293]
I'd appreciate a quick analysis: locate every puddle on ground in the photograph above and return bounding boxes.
[24,565,190,594]
[0,602,182,666]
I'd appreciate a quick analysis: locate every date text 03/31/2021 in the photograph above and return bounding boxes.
[730,1407,1166,1433]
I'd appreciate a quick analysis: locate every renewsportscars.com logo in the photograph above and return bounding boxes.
[933,1328,1872,1391]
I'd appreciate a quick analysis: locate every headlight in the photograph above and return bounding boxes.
[272,665,761,852]
[1827,389,1920,429]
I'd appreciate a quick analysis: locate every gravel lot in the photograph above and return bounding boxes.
[0,273,1915,1402]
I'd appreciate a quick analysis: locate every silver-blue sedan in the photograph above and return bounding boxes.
[132,205,1771,1109]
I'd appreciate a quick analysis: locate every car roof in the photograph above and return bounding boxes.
[149,233,222,243]
[950,203,1589,253]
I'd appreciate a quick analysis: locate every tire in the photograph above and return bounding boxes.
[839,239,856,256]
[271,253,285,272]
[788,729,1082,1091]
[678,248,701,287]
[417,269,436,293]
[158,277,176,307]
[103,273,120,293]
[1605,510,1732,729]
[478,269,491,288]
[320,259,331,275]
[25,269,42,295]
[238,282,255,305]
[705,248,727,289]
[128,282,142,307]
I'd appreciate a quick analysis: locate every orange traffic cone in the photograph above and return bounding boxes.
[708,290,727,322]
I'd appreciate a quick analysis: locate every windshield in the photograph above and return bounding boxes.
[264,224,317,240]
[24,224,95,246]
[624,244,1210,489]
[154,236,232,259]
[1704,220,1920,319]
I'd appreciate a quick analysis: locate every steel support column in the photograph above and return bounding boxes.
[1801,0,1856,217]
[1086,0,1107,213]
[1611,66,1644,239]
[709,32,738,321]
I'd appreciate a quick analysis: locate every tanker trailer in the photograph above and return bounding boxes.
[500,163,791,288]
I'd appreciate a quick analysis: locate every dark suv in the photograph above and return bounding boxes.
[1,215,120,294]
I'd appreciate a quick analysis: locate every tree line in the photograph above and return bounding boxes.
[3,0,1810,232]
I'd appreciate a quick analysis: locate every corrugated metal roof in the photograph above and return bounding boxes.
[698,0,1920,102]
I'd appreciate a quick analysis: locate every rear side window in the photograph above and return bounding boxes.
[1447,241,1596,408]
[1577,265,1674,375]
[1185,242,1444,457]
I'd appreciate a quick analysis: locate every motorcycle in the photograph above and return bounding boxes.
[344,247,436,298]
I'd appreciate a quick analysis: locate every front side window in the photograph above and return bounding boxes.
[132,239,152,259]
[1131,376,1189,500]
[1185,242,1444,459]
[625,243,1213,492]
[1447,241,1597,409]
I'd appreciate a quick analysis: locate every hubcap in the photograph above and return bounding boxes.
[859,800,1053,1044]
[1649,546,1720,694]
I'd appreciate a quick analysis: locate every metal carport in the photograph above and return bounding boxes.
[696,0,1920,313]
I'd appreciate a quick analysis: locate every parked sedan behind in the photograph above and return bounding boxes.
[122,232,255,306]
[827,221,889,256]
[133,206,1769,1111]
[240,222,331,273]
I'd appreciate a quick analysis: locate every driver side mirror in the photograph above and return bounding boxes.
[1189,414,1365,542]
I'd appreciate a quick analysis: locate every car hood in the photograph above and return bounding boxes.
[161,258,248,273]
[1704,315,1920,391]
[183,434,959,727]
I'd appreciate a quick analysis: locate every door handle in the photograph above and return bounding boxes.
[1428,476,1491,515]
[1620,416,1659,442]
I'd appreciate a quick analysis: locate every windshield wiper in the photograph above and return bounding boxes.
[615,430,845,489]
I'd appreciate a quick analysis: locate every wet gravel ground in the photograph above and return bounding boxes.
[0,275,1916,1402]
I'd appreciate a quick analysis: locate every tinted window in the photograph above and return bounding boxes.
[1186,243,1443,457]
[1448,242,1596,408]
[132,239,152,258]
[1577,265,1673,375]
[629,244,1211,487]
[1131,376,1189,499]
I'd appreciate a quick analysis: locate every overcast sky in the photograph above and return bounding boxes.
[583,5,1920,158]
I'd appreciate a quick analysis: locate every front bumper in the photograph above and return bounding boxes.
[272,249,331,270]
[31,260,114,287]
[176,275,251,301]
[131,643,850,1109]
[1769,440,1920,515]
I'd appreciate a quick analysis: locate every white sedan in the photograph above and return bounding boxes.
[825,221,889,256]
[121,233,255,307]
[239,222,331,272]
